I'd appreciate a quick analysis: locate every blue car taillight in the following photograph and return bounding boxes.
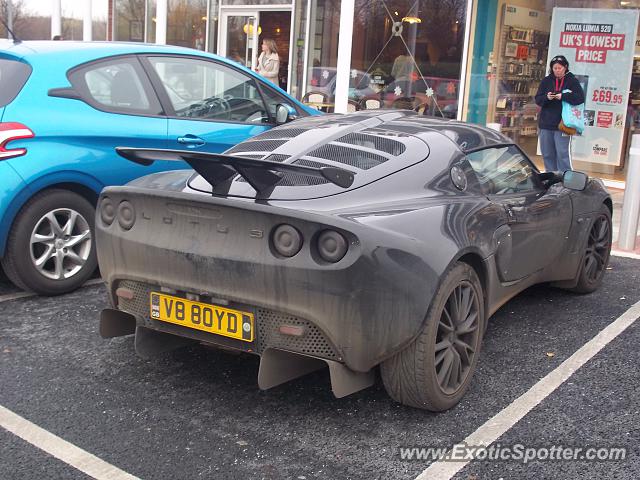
[0,123,34,160]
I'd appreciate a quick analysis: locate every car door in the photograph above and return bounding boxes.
[142,55,275,154]
[466,145,573,282]
[53,55,175,186]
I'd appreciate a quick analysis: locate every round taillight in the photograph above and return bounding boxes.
[317,230,348,263]
[100,197,115,226]
[272,224,303,257]
[117,201,136,230]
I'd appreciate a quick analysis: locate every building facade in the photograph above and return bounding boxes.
[106,0,640,193]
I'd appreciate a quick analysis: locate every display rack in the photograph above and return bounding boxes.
[492,8,550,142]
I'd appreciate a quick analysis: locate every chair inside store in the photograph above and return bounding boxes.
[392,96,416,110]
[347,99,360,112]
[302,91,332,112]
[360,97,382,110]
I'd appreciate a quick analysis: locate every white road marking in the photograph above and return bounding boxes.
[0,404,139,480]
[612,250,640,260]
[415,299,640,480]
[0,278,104,303]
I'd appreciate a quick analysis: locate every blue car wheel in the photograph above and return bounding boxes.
[1,189,97,295]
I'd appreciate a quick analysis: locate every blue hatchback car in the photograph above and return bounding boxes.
[0,40,316,295]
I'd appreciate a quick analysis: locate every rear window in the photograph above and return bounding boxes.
[0,58,32,107]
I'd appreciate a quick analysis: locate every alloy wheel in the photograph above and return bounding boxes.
[29,208,92,280]
[434,281,481,395]
[584,214,611,283]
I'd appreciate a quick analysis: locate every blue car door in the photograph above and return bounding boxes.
[142,55,274,154]
[9,55,173,192]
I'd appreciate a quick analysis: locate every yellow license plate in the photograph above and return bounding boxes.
[149,292,254,342]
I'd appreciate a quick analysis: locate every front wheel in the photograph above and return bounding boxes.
[1,189,97,295]
[569,204,612,294]
[381,262,485,411]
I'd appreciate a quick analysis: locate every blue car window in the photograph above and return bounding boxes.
[259,85,299,121]
[85,63,150,109]
[69,57,162,116]
[0,59,32,107]
[466,145,537,195]
[148,56,269,124]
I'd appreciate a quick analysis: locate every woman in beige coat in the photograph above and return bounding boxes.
[256,38,280,85]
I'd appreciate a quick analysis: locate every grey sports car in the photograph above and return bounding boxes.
[96,110,612,411]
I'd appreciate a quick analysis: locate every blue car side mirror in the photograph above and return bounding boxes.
[275,103,297,125]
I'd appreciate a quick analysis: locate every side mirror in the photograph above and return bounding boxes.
[563,170,588,191]
[275,103,297,125]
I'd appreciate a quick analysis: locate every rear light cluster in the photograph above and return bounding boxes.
[100,199,351,264]
[271,224,350,263]
[0,122,34,160]
[100,197,136,230]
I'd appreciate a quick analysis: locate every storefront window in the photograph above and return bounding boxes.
[114,0,145,41]
[167,0,208,50]
[467,0,640,187]
[344,0,467,114]
[146,0,156,43]
[289,0,309,100]
[221,0,292,4]
[302,0,341,106]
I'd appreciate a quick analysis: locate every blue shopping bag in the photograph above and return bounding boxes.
[561,97,585,135]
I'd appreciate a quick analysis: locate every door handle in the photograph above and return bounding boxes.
[177,135,205,147]
[504,205,517,223]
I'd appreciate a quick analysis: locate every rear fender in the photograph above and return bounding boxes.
[0,171,102,256]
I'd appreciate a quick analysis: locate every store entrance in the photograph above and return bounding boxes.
[477,3,639,188]
[218,9,291,91]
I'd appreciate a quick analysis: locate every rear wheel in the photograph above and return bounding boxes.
[569,204,612,294]
[1,189,97,295]
[381,263,485,411]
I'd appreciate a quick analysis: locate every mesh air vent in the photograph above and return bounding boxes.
[256,309,337,359]
[308,144,387,170]
[336,132,406,155]
[263,154,291,163]
[253,128,308,140]
[226,139,287,154]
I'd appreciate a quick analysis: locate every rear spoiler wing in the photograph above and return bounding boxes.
[116,147,355,198]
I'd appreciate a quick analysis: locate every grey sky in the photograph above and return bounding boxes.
[20,0,108,20]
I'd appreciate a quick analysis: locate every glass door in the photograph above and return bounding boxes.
[219,11,260,71]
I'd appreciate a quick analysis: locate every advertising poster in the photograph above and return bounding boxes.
[547,8,639,166]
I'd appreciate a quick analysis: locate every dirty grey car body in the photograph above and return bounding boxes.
[96,111,612,411]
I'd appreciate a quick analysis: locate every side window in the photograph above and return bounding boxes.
[70,58,161,115]
[0,59,32,107]
[147,56,269,124]
[466,146,537,195]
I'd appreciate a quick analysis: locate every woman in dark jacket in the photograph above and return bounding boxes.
[534,55,585,172]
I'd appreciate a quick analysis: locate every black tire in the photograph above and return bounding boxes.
[569,204,612,294]
[1,189,97,295]
[381,262,485,411]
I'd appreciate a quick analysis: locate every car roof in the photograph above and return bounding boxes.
[0,40,249,76]
[0,40,307,109]
[1,40,209,57]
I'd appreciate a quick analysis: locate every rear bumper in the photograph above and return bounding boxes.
[0,161,27,256]
[96,186,441,371]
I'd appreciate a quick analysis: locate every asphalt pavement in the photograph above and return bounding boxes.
[0,257,639,480]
